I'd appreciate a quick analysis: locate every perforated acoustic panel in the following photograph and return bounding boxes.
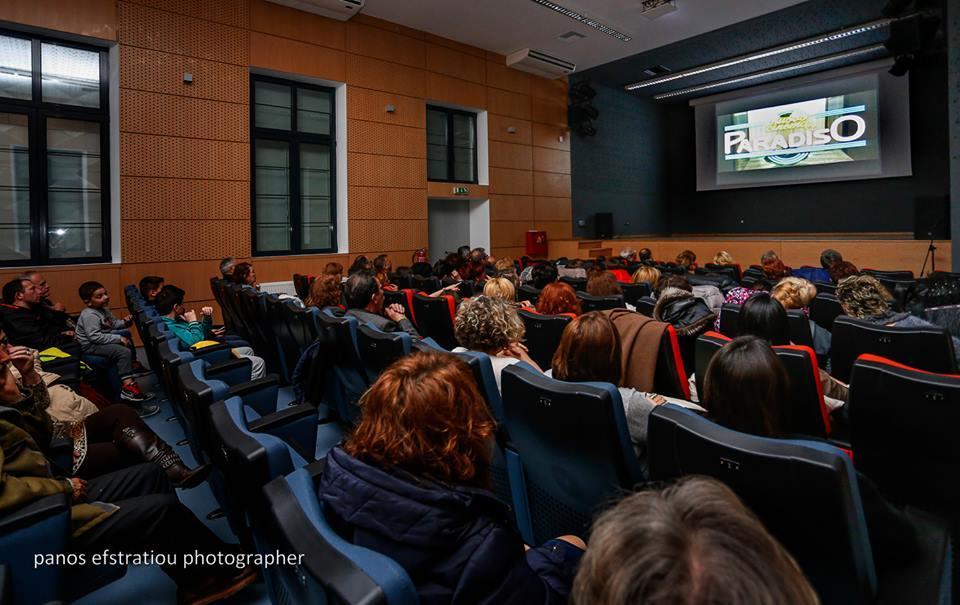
[122,177,250,221]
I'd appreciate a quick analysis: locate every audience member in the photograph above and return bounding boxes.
[373,254,392,287]
[737,293,847,403]
[793,248,841,283]
[343,272,420,338]
[436,253,464,283]
[0,349,258,601]
[319,351,582,603]
[829,260,860,284]
[411,249,433,277]
[653,276,715,341]
[75,281,153,405]
[551,312,667,465]
[821,248,843,269]
[760,250,791,280]
[495,257,521,286]
[713,250,735,266]
[837,274,960,362]
[323,261,344,281]
[1,335,209,486]
[531,263,559,290]
[537,282,582,316]
[483,276,517,303]
[154,285,266,379]
[638,248,653,263]
[701,336,918,568]
[586,273,623,298]
[572,475,819,605]
[0,277,75,350]
[232,262,259,289]
[772,277,831,356]
[138,275,165,303]
[457,245,472,260]
[632,265,661,286]
[23,270,67,314]
[219,256,237,279]
[454,296,539,388]
[348,255,373,276]
[675,250,697,271]
[619,248,638,262]
[304,274,343,309]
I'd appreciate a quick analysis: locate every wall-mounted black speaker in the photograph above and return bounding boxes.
[914,195,949,240]
[595,212,613,239]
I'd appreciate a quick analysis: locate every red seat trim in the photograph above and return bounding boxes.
[775,344,831,435]
[665,325,691,400]
[443,294,456,324]
[855,353,960,378]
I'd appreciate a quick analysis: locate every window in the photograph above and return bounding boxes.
[427,105,477,183]
[251,75,336,255]
[0,31,110,265]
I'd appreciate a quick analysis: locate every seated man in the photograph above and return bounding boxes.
[344,271,420,338]
[23,270,68,314]
[219,256,236,280]
[0,277,75,351]
[154,286,266,379]
[0,346,258,603]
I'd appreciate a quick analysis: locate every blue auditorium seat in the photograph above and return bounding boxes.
[357,324,411,381]
[317,310,370,425]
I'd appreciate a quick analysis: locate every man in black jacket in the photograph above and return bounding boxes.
[344,272,420,338]
[0,278,75,351]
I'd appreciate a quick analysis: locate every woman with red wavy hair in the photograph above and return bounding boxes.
[537,281,582,316]
[319,351,584,604]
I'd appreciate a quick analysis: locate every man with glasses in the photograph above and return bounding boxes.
[0,277,76,351]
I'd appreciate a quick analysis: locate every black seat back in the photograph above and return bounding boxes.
[518,309,573,369]
[577,292,625,313]
[849,355,960,517]
[411,275,440,293]
[356,325,411,378]
[815,280,837,295]
[620,282,651,307]
[830,315,957,383]
[518,285,541,306]
[411,293,457,349]
[648,404,877,604]
[786,310,815,349]
[718,303,740,337]
[635,296,656,317]
[810,293,844,331]
[559,276,586,291]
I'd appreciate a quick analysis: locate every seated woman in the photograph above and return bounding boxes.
[231,261,259,290]
[373,254,393,288]
[537,282,582,316]
[348,255,373,276]
[701,336,919,569]
[319,351,584,604]
[572,476,818,605]
[483,276,521,306]
[713,250,735,266]
[453,296,540,389]
[304,274,343,309]
[675,250,696,271]
[323,261,344,282]
[2,331,211,487]
[0,348,257,603]
[551,312,672,469]
[771,276,831,356]
[631,265,661,286]
[837,274,960,363]
[760,250,791,281]
[829,260,860,284]
[737,293,847,405]
[653,276,715,343]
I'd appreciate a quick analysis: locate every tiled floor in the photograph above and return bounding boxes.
[75,353,270,605]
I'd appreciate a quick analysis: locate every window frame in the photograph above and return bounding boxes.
[426,104,479,185]
[250,74,338,256]
[0,28,111,266]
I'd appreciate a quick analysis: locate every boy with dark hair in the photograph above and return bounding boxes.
[138,275,165,303]
[154,285,266,379]
[76,281,154,404]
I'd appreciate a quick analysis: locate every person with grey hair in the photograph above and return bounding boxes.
[219,256,237,279]
[452,295,540,390]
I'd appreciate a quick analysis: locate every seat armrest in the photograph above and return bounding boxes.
[192,343,234,364]
[227,375,282,418]
[304,457,327,479]
[0,493,69,535]
[46,437,73,473]
[206,357,253,386]
[248,404,319,461]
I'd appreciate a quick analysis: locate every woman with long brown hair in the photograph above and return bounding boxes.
[319,351,584,603]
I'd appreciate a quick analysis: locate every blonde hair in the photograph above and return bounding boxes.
[714,250,735,265]
[771,277,817,310]
[483,277,516,302]
[454,296,525,353]
[632,265,661,285]
[835,274,891,319]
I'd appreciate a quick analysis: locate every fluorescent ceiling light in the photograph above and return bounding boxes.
[626,18,892,91]
[652,44,886,100]
[529,0,632,42]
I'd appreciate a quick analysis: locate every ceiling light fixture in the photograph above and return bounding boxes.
[626,18,893,91]
[652,44,886,100]
[529,0,632,42]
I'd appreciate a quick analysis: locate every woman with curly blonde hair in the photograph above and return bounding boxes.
[453,295,541,388]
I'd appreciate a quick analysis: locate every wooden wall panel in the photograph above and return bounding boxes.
[122,220,250,263]
[0,0,116,40]
[349,187,427,220]
[488,88,532,120]
[347,120,425,158]
[534,197,572,221]
[489,141,533,171]
[120,90,248,141]
[345,54,427,98]
[533,147,570,174]
[486,61,532,95]
[250,31,345,82]
[532,122,570,151]
[248,0,344,49]
[347,88,425,128]
[490,195,535,221]
[122,178,250,220]
[346,21,426,68]
[491,221,535,248]
[531,96,567,126]
[125,0,249,28]
[488,114,532,145]
[348,153,426,188]
[119,2,248,65]
[425,43,486,84]
[425,72,487,108]
[349,220,428,252]
[489,168,534,196]
[120,46,248,103]
[424,32,486,59]
[533,172,571,198]
[120,134,248,180]
[539,220,573,241]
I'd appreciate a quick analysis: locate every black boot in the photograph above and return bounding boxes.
[117,426,212,489]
